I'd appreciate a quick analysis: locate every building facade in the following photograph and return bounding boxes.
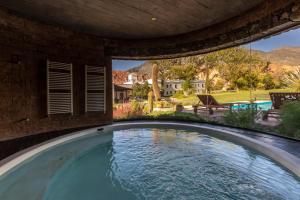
[123,73,138,85]
[113,84,133,103]
[163,80,205,96]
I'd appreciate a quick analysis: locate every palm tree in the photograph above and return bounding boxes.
[284,67,300,91]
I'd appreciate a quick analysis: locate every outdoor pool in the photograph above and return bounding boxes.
[0,124,299,199]
[232,101,272,111]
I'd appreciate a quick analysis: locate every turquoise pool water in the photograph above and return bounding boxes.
[0,127,299,200]
[232,101,272,110]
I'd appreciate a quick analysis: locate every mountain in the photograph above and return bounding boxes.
[127,61,152,75]
[255,47,300,66]
[126,47,300,75]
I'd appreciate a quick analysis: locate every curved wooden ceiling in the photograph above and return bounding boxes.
[0,0,263,39]
[1,0,300,59]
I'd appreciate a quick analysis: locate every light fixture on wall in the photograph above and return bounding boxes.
[151,17,157,21]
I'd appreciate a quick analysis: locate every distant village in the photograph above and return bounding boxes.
[113,71,205,103]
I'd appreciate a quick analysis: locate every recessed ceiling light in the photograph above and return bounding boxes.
[151,17,157,21]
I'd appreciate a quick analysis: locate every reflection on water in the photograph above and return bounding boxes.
[107,128,300,200]
[151,128,159,143]
[0,128,299,200]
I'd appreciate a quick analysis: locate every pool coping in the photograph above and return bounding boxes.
[114,118,300,142]
[0,126,100,176]
[0,121,300,178]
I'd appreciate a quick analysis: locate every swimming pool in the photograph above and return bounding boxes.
[0,123,299,199]
[232,101,272,111]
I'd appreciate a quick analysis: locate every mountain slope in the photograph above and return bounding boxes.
[259,47,300,66]
[127,61,152,75]
[127,47,300,75]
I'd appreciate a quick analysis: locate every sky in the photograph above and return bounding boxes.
[112,28,300,71]
[250,28,300,51]
[112,60,145,71]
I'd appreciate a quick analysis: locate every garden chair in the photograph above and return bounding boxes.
[196,95,233,111]
[267,92,300,119]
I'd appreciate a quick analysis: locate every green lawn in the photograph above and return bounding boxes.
[212,88,295,103]
[171,95,198,106]
[172,88,296,105]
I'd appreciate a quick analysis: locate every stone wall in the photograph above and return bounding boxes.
[0,8,112,141]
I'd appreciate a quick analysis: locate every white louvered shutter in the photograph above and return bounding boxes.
[85,65,106,113]
[47,60,73,115]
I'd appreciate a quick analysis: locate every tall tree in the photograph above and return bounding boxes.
[151,63,161,101]
[171,63,197,80]
[152,60,169,88]
[132,82,150,98]
[151,59,177,87]
[215,47,266,90]
[202,53,220,93]
[151,47,270,93]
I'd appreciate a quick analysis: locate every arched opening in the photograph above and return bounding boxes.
[112,28,300,139]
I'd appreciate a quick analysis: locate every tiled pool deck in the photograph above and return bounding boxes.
[201,123,300,158]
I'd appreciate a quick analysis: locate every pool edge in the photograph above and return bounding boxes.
[0,121,299,178]
[0,126,100,176]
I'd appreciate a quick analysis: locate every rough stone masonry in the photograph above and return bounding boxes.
[0,8,112,140]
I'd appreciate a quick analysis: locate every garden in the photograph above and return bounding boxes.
[113,47,300,139]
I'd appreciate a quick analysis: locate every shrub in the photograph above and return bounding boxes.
[164,101,174,108]
[132,82,150,99]
[155,100,173,108]
[113,110,206,123]
[262,73,276,90]
[172,90,185,99]
[223,109,255,129]
[147,111,174,118]
[130,100,144,115]
[113,103,133,119]
[148,91,154,113]
[182,80,192,92]
[113,101,144,119]
[155,101,165,108]
[175,104,184,112]
[146,111,206,122]
[143,104,149,114]
[279,101,300,138]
